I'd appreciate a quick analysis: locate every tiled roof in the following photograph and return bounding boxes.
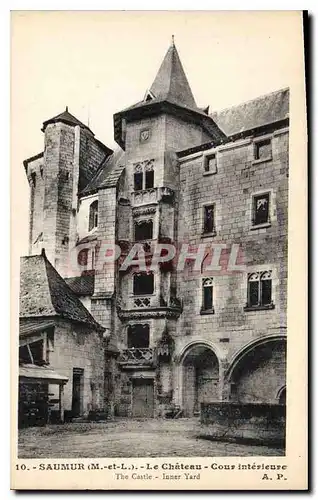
[64,275,95,296]
[211,87,289,137]
[20,252,104,332]
[42,107,92,133]
[80,147,125,196]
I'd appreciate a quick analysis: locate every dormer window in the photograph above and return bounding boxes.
[143,89,155,102]
[89,200,98,231]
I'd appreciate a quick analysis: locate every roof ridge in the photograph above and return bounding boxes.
[212,87,289,115]
[39,254,104,331]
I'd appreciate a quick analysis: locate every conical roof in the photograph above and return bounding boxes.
[113,41,227,148]
[149,41,197,110]
[42,107,92,133]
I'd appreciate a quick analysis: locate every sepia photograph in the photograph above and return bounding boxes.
[11,10,307,490]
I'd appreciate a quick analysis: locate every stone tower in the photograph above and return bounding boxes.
[24,108,112,276]
[91,41,227,417]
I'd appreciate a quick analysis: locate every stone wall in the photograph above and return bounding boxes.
[49,319,105,415]
[200,402,285,446]
[79,129,107,191]
[26,155,45,255]
[175,129,289,363]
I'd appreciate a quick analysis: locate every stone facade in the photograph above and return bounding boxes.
[47,318,105,415]
[23,42,288,419]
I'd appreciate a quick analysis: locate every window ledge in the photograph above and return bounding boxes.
[131,294,155,298]
[244,303,275,312]
[203,171,217,177]
[252,156,272,165]
[250,222,271,231]
[200,308,215,315]
[201,231,217,238]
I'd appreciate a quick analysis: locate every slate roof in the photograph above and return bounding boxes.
[150,42,197,109]
[211,87,289,137]
[121,43,199,115]
[20,252,104,332]
[80,147,125,196]
[81,88,289,195]
[41,107,93,133]
[64,275,95,296]
[114,43,226,148]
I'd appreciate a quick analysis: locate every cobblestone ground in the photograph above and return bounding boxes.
[18,418,284,459]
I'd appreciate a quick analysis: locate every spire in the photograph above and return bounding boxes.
[149,41,197,109]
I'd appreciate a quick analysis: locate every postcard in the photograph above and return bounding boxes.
[11,10,307,490]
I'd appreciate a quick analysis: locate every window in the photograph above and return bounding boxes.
[91,247,98,270]
[204,153,217,174]
[134,220,153,241]
[134,171,143,191]
[254,139,272,161]
[89,200,98,231]
[19,339,44,365]
[145,169,154,189]
[133,272,154,295]
[78,248,88,267]
[133,160,154,191]
[127,324,150,348]
[201,278,214,313]
[245,271,274,310]
[203,204,216,234]
[252,193,270,226]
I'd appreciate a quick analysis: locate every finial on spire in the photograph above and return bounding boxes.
[171,34,175,46]
[66,105,68,112]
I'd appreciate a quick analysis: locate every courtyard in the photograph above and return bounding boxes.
[18,418,284,459]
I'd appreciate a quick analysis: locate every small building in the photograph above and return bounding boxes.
[19,251,106,426]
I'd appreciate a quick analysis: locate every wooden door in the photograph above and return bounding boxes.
[132,379,154,418]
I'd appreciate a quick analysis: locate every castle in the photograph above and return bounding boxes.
[20,40,288,422]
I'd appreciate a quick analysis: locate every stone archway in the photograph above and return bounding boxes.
[227,336,286,404]
[181,344,219,417]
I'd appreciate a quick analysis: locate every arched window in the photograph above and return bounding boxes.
[89,200,98,231]
[247,271,272,308]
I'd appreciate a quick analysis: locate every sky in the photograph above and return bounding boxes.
[11,11,304,256]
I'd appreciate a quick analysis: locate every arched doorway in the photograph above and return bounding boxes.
[182,344,219,417]
[228,337,286,404]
